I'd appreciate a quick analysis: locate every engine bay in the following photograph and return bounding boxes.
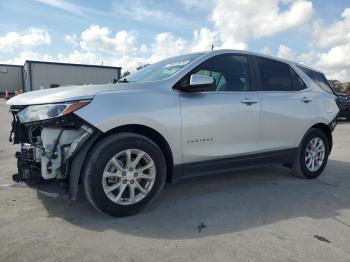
[9,106,94,185]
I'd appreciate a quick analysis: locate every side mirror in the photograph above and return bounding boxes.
[190,74,214,86]
[181,74,214,92]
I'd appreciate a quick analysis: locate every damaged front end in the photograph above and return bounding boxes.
[9,100,98,199]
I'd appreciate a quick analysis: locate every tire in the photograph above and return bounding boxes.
[291,128,330,179]
[82,132,167,217]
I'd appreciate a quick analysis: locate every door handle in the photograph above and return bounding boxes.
[301,97,312,103]
[241,98,259,105]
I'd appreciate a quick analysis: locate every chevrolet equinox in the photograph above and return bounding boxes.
[7,50,339,216]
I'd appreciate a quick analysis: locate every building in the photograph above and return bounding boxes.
[0,64,24,94]
[1,61,121,94]
[23,61,121,92]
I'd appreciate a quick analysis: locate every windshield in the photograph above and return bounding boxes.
[122,53,205,83]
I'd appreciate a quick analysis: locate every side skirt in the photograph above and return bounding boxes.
[171,148,298,183]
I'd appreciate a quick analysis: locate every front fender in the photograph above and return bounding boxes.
[75,89,182,165]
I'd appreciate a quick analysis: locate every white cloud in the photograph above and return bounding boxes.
[321,69,350,82]
[149,32,187,63]
[315,43,350,81]
[317,44,350,69]
[0,51,53,65]
[255,7,350,82]
[260,46,272,55]
[191,28,219,52]
[80,25,137,56]
[309,8,350,81]
[112,56,147,72]
[313,8,350,48]
[272,44,350,82]
[180,0,210,10]
[249,41,350,82]
[271,44,350,81]
[57,50,101,65]
[65,34,78,47]
[0,28,50,53]
[35,0,86,16]
[210,0,313,48]
[56,51,147,72]
[119,6,173,21]
[7,1,350,81]
[277,44,296,60]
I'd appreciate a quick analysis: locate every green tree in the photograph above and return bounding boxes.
[329,79,343,92]
[121,70,130,78]
[136,64,150,71]
[346,83,350,93]
[328,79,340,87]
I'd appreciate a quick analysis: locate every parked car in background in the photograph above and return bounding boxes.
[336,92,350,120]
[7,50,339,216]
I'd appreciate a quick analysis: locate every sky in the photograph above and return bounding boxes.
[0,0,349,81]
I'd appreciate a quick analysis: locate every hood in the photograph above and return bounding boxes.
[7,84,120,106]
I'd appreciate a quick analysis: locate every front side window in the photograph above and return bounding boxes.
[179,54,251,92]
[297,66,334,94]
[257,57,293,91]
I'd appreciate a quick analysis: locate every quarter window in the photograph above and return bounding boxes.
[257,57,293,91]
[184,55,251,92]
[297,66,334,94]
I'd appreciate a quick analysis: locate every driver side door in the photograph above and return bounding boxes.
[177,54,261,176]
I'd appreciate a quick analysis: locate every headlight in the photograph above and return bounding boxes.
[17,100,91,123]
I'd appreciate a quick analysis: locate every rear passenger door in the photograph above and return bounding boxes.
[254,57,318,151]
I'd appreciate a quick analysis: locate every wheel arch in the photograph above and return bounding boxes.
[69,124,175,201]
[101,124,174,182]
[309,123,333,152]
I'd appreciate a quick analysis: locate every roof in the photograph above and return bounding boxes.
[207,49,322,73]
[24,60,121,70]
[0,64,23,68]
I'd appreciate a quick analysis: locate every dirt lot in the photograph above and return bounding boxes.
[0,99,349,262]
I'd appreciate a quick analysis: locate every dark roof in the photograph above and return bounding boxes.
[24,60,121,70]
[0,64,23,68]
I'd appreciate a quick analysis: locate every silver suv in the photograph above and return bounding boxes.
[7,50,339,216]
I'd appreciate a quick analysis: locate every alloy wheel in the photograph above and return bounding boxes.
[102,149,156,205]
[305,137,325,172]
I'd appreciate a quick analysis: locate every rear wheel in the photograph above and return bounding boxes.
[83,132,167,217]
[292,128,330,179]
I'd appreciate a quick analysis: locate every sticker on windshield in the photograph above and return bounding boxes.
[164,60,190,68]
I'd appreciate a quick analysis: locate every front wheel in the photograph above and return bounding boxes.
[292,128,330,179]
[83,132,167,217]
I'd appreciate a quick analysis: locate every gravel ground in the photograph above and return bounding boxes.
[0,99,349,262]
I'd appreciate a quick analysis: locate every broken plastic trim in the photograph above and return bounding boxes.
[64,125,94,162]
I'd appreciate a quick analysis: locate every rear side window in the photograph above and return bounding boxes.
[297,66,334,94]
[257,58,293,91]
